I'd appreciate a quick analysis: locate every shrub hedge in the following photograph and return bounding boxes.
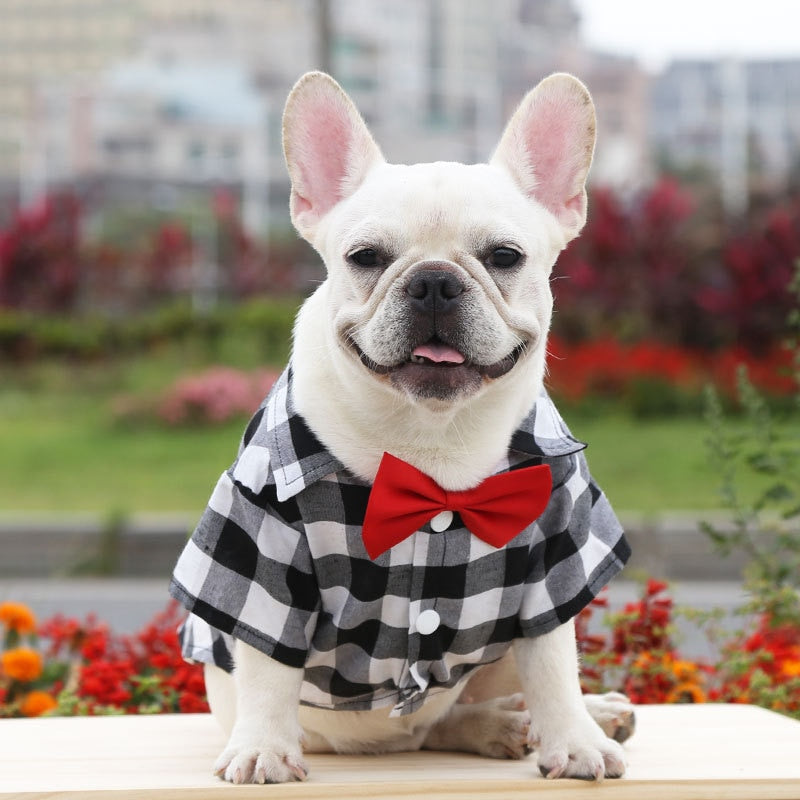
[0,298,299,364]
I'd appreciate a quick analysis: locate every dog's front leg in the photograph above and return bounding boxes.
[513,620,626,780]
[213,641,307,784]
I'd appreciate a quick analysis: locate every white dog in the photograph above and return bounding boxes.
[170,71,633,784]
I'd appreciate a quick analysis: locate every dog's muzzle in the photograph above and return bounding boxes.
[350,272,525,400]
[348,266,529,400]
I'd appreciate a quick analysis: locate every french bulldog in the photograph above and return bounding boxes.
[171,71,634,785]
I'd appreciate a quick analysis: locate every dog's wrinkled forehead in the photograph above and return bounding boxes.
[322,161,565,266]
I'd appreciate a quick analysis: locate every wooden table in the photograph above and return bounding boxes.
[2,704,800,799]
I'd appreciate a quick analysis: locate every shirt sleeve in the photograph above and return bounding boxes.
[518,448,630,637]
[169,457,320,670]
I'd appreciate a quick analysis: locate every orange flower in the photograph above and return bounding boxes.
[782,660,800,678]
[1,648,43,682]
[632,652,651,669]
[0,602,37,634]
[669,658,700,681]
[20,690,57,717]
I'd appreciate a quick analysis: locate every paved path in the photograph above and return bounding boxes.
[1,577,750,660]
[0,511,752,581]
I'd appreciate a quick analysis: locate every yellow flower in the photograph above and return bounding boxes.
[665,682,707,704]
[1,648,43,682]
[0,602,37,634]
[20,690,58,717]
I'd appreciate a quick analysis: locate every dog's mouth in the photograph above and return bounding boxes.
[352,337,528,398]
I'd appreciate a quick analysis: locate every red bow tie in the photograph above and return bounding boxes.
[362,452,552,559]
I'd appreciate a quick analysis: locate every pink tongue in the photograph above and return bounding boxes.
[412,343,465,364]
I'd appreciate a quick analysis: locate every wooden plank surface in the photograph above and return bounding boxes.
[1,704,800,799]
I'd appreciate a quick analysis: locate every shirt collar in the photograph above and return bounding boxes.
[510,390,587,458]
[251,366,585,501]
[245,366,344,502]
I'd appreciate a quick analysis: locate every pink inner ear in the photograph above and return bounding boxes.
[521,98,588,220]
[295,95,356,219]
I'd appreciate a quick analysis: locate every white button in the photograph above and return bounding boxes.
[430,510,454,532]
[416,609,440,635]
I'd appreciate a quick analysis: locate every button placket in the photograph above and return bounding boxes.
[423,510,452,644]
[401,527,430,706]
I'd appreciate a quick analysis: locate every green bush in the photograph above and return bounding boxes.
[0,298,300,364]
[701,262,800,625]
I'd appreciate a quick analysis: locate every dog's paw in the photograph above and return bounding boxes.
[213,740,308,784]
[534,717,626,781]
[474,693,533,760]
[583,691,636,743]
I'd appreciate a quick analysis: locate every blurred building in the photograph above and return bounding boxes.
[325,0,586,164]
[0,0,140,202]
[1,0,311,232]
[578,53,653,190]
[2,0,653,234]
[651,58,800,213]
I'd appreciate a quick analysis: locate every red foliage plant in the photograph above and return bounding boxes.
[0,193,82,312]
[696,202,800,352]
[554,178,698,346]
[554,179,800,351]
[3,182,797,349]
[141,222,193,294]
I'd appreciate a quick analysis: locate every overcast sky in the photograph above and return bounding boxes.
[573,0,800,71]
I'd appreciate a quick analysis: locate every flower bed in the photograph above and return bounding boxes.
[114,366,281,427]
[0,601,207,717]
[547,336,796,413]
[3,584,799,720]
[107,338,797,432]
[577,580,800,717]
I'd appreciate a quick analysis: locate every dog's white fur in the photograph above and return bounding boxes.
[207,71,631,784]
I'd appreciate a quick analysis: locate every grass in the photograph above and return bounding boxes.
[0,382,242,514]
[0,349,780,516]
[565,412,723,512]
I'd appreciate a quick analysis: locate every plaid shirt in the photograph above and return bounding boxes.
[170,366,629,717]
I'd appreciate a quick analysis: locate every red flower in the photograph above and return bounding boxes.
[80,628,110,661]
[645,578,669,597]
[178,690,209,713]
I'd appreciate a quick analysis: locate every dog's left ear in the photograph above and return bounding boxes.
[491,73,596,243]
[283,72,385,240]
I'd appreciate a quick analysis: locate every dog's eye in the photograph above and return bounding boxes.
[487,247,522,269]
[349,248,383,268]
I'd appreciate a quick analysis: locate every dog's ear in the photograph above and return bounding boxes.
[490,73,596,243]
[283,72,384,239]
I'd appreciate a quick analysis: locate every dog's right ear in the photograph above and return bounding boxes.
[283,72,384,240]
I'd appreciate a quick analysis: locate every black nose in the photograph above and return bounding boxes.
[405,270,464,313]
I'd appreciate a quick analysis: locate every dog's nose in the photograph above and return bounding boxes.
[405,270,464,313]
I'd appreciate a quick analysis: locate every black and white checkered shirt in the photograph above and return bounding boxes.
[170,365,630,717]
